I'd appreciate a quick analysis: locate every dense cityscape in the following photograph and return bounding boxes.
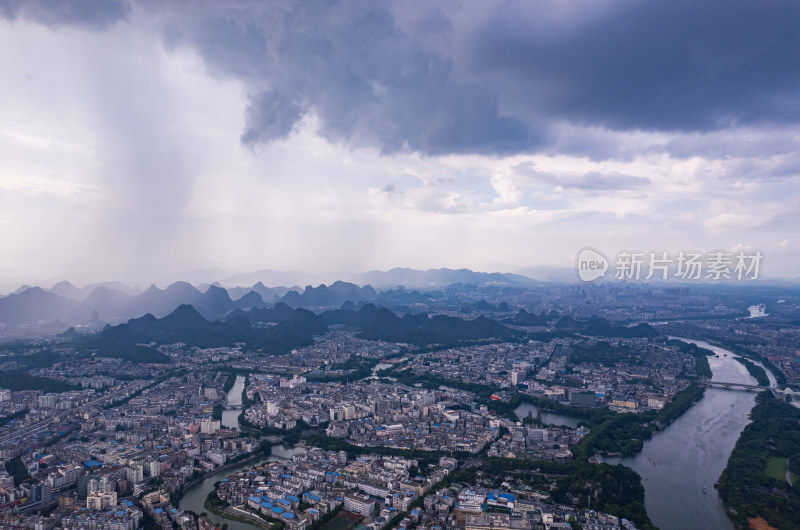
[0,277,798,530]
[3,1,800,530]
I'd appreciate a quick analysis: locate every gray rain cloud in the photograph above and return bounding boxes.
[0,0,129,30]
[5,0,798,158]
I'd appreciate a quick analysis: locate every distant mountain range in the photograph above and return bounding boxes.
[0,282,264,328]
[0,279,413,332]
[74,301,519,362]
[0,268,545,333]
[220,267,540,288]
[49,280,142,300]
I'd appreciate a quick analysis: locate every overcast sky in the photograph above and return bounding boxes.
[1,0,799,287]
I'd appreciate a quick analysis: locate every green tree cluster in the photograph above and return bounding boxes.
[717,393,800,529]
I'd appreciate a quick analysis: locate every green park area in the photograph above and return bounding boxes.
[765,457,797,484]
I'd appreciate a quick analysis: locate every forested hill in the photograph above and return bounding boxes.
[75,303,518,362]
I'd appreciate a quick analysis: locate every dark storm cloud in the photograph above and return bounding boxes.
[241,89,307,144]
[460,0,800,132]
[6,0,800,157]
[152,1,537,154]
[183,0,800,154]
[0,0,129,30]
[657,129,800,160]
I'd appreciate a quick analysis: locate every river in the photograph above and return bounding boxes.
[604,338,776,530]
[221,375,245,430]
[183,374,307,530]
[178,444,306,530]
[201,345,779,529]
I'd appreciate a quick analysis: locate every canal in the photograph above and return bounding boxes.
[221,375,245,430]
[182,374,307,530]
[604,338,776,530]
[178,445,306,530]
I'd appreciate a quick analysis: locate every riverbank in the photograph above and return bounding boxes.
[205,490,274,530]
[704,339,783,387]
[174,448,273,509]
[179,445,305,530]
[717,392,800,529]
[603,338,766,529]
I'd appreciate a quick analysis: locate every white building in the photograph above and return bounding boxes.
[457,490,485,512]
[200,419,221,434]
[126,464,143,484]
[344,493,375,515]
[145,459,160,478]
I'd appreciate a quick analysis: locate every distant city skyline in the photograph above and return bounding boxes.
[1,1,799,285]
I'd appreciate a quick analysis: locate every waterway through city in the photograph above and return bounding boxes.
[192,343,778,529]
[181,374,306,530]
[221,375,245,430]
[604,338,777,530]
[178,445,305,530]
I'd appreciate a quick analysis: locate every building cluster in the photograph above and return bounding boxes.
[245,377,506,454]
[1,283,797,530]
[663,314,800,390]
[388,482,638,530]
[487,423,589,461]
[215,447,448,530]
[0,368,264,528]
[400,337,697,414]
[230,332,399,379]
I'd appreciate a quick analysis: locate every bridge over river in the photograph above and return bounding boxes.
[699,380,770,391]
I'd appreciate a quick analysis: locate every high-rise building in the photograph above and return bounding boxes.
[126,464,143,484]
[200,419,221,434]
[145,459,160,478]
